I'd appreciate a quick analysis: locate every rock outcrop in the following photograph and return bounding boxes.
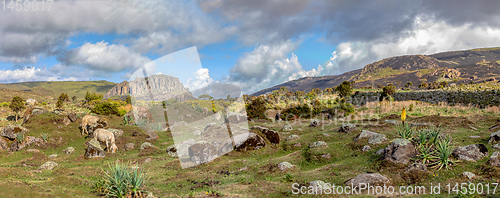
[383,139,417,164]
[452,144,488,162]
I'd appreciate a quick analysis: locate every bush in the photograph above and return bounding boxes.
[96,162,147,198]
[340,102,355,116]
[380,84,396,101]
[335,81,354,98]
[9,96,25,122]
[85,91,103,102]
[280,103,321,120]
[246,97,268,120]
[92,101,120,116]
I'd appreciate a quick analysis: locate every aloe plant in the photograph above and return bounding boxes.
[395,123,413,139]
[431,137,457,170]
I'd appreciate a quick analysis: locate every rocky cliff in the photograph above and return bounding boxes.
[105,74,194,101]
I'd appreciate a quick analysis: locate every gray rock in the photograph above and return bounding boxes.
[64,147,75,154]
[488,151,500,167]
[38,161,58,171]
[452,144,488,162]
[123,143,135,151]
[321,153,331,159]
[469,136,481,139]
[144,158,152,163]
[26,99,38,106]
[49,154,57,158]
[282,124,293,131]
[226,112,247,124]
[1,125,29,140]
[345,173,390,186]
[166,145,178,157]
[145,131,158,141]
[68,113,78,122]
[294,143,302,148]
[356,130,378,141]
[85,139,105,158]
[234,132,267,151]
[384,120,398,125]
[193,130,202,136]
[309,141,328,148]
[463,172,476,180]
[375,148,385,155]
[339,123,357,133]
[10,136,43,151]
[322,133,330,137]
[368,134,388,145]
[107,128,124,138]
[188,142,217,165]
[278,162,294,171]
[383,138,417,164]
[140,142,155,150]
[405,163,427,173]
[362,145,372,152]
[489,130,500,144]
[286,135,300,141]
[309,119,320,127]
[0,138,8,150]
[309,180,329,194]
[493,143,500,150]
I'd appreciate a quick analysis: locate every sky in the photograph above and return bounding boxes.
[2,0,500,94]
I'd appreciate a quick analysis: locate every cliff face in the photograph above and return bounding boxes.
[105,74,193,101]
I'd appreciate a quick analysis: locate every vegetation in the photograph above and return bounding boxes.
[85,91,104,102]
[95,162,147,198]
[92,101,123,116]
[335,81,354,98]
[9,96,25,122]
[246,97,268,120]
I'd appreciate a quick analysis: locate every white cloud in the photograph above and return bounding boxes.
[59,41,151,72]
[0,67,79,83]
[186,68,214,90]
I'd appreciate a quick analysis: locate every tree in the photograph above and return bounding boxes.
[380,84,396,101]
[246,97,267,120]
[419,82,428,89]
[335,81,354,98]
[56,93,67,109]
[72,96,77,102]
[125,96,132,104]
[9,96,25,122]
[405,81,413,88]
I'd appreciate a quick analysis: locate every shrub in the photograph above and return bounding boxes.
[340,102,355,116]
[97,162,147,198]
[408,103,414,111]
[395,123,413,139]
[41,102,47,106]
[380,84,396,101]
[335,81,354,98]
[280,103,320,120]
[418,82,428,88]
[85,91,103,102]
[9,96,25,122]
[92,101,120,116]
[246,97,268,120]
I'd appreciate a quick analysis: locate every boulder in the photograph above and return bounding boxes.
[405,163,427,173]
[463,172,476,180]
[84,139,106,159]
[166,145,178,157]
[286,135,299,141]
[355,130,379,141]
[345,173,390,186]
[226,112,247,124]
[362,145,372,152]
[140,142,155,150]
[123,143,135,151]
[234,132,267,151]
[38,161,58,171]
[488,151,500,167]
[339,123,357,133]
[278,162,295,171]
[107,128,124,138]
[368,134,388,145]
[452,144,488,162]
[0,138,8,150]
[494,143,500,150]
[26,99,38,106]
[309,120,319,127]
[321,153,331,159]
[375,149,385,155]
[489,130,500,144]
[1,125,29,140]
[282,124,293,131]
[64,147,75,154]
[309,141,328,148]
[68,113,78,122]
[32,108,46,115]
[145,131,158,141]
[261,128,280,145]
[309,180,329,194]
[63,117,71,126]
[188,142,218,165]
[383,138,417,164]
[10,136,43,151]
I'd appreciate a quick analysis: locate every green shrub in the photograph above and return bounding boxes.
[395,123,413,139]
[340,102,355,116]
[41,102,47,106]
[41,133,49,142]
[335,81,354,98]
[92,101,120,116]
[246,97,268,120]
[98,162,147,198]
[15,133,24,143]
[280,103,320,120]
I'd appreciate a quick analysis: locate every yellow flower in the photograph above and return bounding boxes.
[401,107,406,123]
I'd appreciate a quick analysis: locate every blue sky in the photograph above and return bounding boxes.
[1,0,500,94]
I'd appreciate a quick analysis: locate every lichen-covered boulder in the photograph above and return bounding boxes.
[286,135,299,141]
[1,125,29,140]
[489,130,500,144]
[309,141,328,148]
[278,162,295,171]
[383,138,417,164]
[107,128,124,138]
[339,123,358,133]
[452,144,488,162]
[234,132,266,151]
[282,124,293,131]
[64,147,75,154]
[84,139,106,159]
[488,151,500,167]
[188,142,217,165]
[356,130,387,145]
[38,161,58,171]
[345,173,390,186]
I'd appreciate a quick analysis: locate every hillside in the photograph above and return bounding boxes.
[252,47,500,95]
[0,80,116,100]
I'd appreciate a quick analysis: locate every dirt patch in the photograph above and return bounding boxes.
[401,170,430,185]
[188,179,220,190]
[138,147,162,157]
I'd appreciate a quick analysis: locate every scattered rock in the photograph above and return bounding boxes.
[356,130,379,141]
[239,166,248,171]
[166,145,178,157]
[309,180,328,194]
[62,117,71,126]
[32,108,45,115]
[405,163,427,173]
[375,149,385,155]
[131,131,141,136]
[38,161,58,171]
[452,144,488,162]
[383,138,417,164]
[362,145,372,152]
[339,123,357,133]
[145,131,159,141]
[234,132,267,151]
[0,138,8,150]
[84,139,106,159]
[345,173,390,186]
[144,158,152,164]
[64,147,75,154]
[384,120,398,125]
[368,134,388,145]
[282,124,293,131]
[26,149,39,152]
[469,136,481,139]
[463,172,476,180]
[309,141,328,148]
[470,126,478,131]
[123,143,135,151]
[488,151,500,167]
[293,143,302,148]
[193,130,202,136]
[107,128,124,138]
[25,99,38,106]
[188,142,217,165]
[489,130,500,144]
[10,136,43,151]
[1,125,29,140]
[321,153,331,159]
[277,162,294,171]
[68,113,77,122]
[322,133,330,137]
[494,143,500,150]
[309,120,320,127]
[49,154,57,158]
[286,135,299,141]
[140,142,155,150]
[260,128,280,145]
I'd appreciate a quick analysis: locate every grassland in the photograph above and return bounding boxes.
[0,81,116,100]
